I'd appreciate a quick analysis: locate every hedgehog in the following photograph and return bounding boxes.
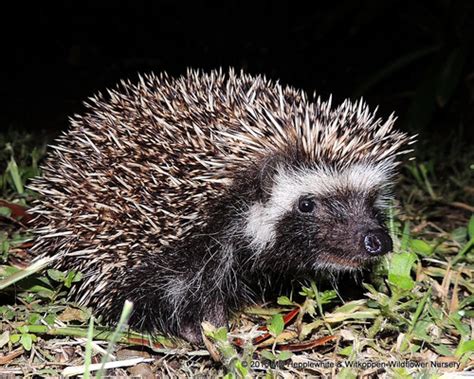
[28,69,414,343]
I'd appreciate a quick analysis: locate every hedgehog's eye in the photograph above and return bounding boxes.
[298,198,315,213]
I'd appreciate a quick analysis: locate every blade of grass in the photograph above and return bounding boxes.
[407,289,431,335]
[452,238,474,265]
[83,316,95,379]
[7,157,24,195]
[0,257,53,290]
[96,300,133,379]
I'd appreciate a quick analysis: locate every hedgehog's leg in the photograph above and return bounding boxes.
[179,324,203,345]
[179,300,228,344]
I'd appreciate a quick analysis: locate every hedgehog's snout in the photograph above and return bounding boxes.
[362,229,392,256]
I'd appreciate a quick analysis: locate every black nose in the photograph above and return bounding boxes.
[363,229,392,255]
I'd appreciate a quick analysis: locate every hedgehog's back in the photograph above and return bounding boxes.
[29,69,303,262]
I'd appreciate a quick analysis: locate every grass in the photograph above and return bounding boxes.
[0,130,473,378]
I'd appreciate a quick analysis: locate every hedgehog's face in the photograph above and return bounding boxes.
[245,162,394,273]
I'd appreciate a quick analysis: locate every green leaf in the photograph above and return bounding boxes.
[64,272,75,288]
[44,314,56,325]
[260,350,276,361]
[17,326,29,334]
[433,344,453,357]
[468,215,474,239]
[338,345,353,357]
[234,361,249,377]
[267,313,284,337]
[410,239,433,256]
[73,271,83,282]
[389,275,415,291]
[332,300,366,314]
[449,313,470,337]
[10,334,20,344]
[2,240,10,255]
[213,327,228,342]
[320,290,338,304]
[28,313,41,324]
[388,252,416,290]
[2,308,15,320]
[276,351,292,361]
[0,207,12,218]
[452,227,468,245]
[455,339,474,358]
[20,333,33,351]
[64,271,82,288]
[411,320,432,342]
[459,295,474,309]
[299,285,315,299]
[47,269,65,282]
[23,284,55,295]
[277,296,293,306]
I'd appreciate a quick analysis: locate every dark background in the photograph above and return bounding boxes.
[2,1,474,151]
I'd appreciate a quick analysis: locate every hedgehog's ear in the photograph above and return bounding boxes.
[257,154,285,201]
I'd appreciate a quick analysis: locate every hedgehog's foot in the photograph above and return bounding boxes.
[180,323,204,344]
[180,303,228,344]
